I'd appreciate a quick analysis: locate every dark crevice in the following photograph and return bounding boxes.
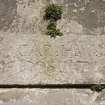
[0,84,103,88]
[0,84,104,92]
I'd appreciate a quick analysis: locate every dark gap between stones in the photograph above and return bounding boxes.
[0,84,104,92]
[0,84,103,89]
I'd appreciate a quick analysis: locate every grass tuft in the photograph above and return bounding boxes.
[44,4,63,38]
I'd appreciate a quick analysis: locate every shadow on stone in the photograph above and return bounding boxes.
[0,0,17,30]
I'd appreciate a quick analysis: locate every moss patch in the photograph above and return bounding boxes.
[91,85,105,92]
[45,4,63,21]
[44,4,63,38]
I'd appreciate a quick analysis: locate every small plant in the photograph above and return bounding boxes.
[45,4,63,21]
[47,21,57,30]
[44,4,63,38]
[46,21,63,38]
[47,28,63,38]
[90,85,105,92]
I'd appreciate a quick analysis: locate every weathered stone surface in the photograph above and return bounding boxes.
[0,0,105,84]
[0,0,17,30]
[0,32,105,84]
[0,89,104,105]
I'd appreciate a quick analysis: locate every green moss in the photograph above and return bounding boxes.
[47,21,56,30]
[45,4,63,21]
[44,4,63,38]
[46,21,63,38]
[47,28,63,38]
[90,85,105,92]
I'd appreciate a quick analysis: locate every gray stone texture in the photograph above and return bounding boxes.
[0,89,104,105]
[0,0,105,84]
[0,0,17,30]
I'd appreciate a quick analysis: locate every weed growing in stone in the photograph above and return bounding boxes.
[45,4,63,21]
[45,4,63,38]
[46,21,63,38]
[91,85,105,92]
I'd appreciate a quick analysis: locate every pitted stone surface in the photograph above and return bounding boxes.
[0,89,104,105]
[0,32,105,84]
[0,0,105,84]
[0,0,17,30]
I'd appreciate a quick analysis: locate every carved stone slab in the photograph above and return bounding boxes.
[0,0,105,84]
[0,32,104,84]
